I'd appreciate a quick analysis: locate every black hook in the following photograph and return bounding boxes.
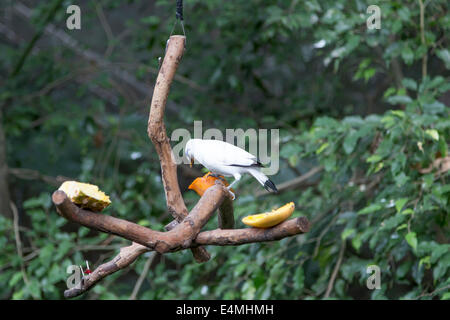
[176,0,183,21]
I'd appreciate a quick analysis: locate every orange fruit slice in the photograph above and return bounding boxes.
[188,172,233,196]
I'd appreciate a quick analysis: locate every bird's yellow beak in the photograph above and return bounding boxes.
[190,158,194,168]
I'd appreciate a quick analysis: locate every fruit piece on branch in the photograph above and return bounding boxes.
[189,172,234,197]
[58,181,111,212]
[242,202,295,228]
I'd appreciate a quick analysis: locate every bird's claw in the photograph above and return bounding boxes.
[226,187,236,200]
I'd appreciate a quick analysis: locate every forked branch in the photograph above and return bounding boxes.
[54,187,309,298]
[53,35,311,299]
[147,35,210,262]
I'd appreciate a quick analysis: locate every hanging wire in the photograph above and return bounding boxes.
[170,0,186,40]
[160,0,186,69]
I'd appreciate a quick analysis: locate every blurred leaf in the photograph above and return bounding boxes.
[358,204,382,215]
[395,198,408,213]
[405,232,418,251]
[436,49,450,69]
[425,129,439,141]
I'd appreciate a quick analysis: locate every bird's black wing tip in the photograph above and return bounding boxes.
[264,179,278,193]
[230,159,264,168]
[256,159,265,168]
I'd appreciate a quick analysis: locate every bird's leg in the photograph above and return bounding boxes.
[227,179,239,189]
[225,174,241,200]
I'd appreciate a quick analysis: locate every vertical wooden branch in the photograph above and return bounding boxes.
[147,35,210,262]
[218,198,235,229]
[148,36,186,218]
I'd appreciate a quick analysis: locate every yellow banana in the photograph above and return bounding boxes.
[242,202,295,228]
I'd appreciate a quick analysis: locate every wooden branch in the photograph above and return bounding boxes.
[194,217,309,246]
[165,191,235,231]
[56,182,228,297]
[8,167,70,186]
[129,252,158,300]
[147,35,210,262]
[218,197,235,229]
[54,186,309,298]
[64,242,149,298]
[53,183,228,253]
[148,35,187,219]
[324,240,346,298]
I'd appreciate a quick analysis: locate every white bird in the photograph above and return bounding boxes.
[184,139,278,197]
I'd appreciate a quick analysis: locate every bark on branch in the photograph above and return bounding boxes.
[53,183,228,253]
[166,194,235,231]
[194,217,309,246]
[147,35,210,262]
[64,242,149,298]
[54,189,309,298]
[218,197,235,229]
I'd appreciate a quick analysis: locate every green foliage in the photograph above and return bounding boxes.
[0,0,448,300]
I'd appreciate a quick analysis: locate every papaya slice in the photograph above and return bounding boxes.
[188,172,234,196]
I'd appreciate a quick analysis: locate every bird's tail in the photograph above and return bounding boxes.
[248,168,278,193]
